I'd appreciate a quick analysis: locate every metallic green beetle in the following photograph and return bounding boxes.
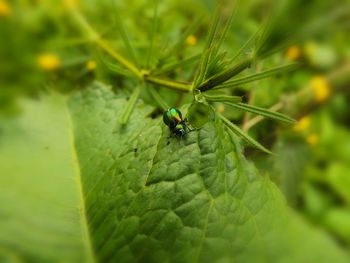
[163,108,190,137]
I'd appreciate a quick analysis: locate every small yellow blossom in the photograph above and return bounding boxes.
[0,0,11,17]
[286,45,301,61]
[86,60,97,71]
[186,35,197,46]
[217,104,225,113]
[294,116,310,132]
[309,76,331,103]
[63,0,78,9]
[306,134,319,145]
[37,53,61,71]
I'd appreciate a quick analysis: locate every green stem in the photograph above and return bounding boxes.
[69,7,193,93]
[69,7,142,79]
[96,39,142,78]
[145,76,192,92]
[147,85,169,110]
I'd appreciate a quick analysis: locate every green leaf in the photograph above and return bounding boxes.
[112,8,139,67]
[215,63,299,89]
[120,85,141,125]
[147,85,169,110]
[0,83,349,263]
[203,94,242,103]
[230,26,262,63]
[193,3,238,89]
[218,113,272,154]
[98,52,133,77]
[193,5,222,87]
[153,54,201,76]
[199,58,252,91]
[146,0,159,68]
[224,102,296,124]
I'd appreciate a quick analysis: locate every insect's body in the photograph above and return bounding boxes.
[163,108,182,128]
[163,108,191,138]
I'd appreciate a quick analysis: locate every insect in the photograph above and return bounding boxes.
[163,108,192,138]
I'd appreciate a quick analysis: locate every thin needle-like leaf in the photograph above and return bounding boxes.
[120,86,141,125]
[147,85,169,110]
[230,26,262,63]
[161,16,204,59]
[146,0,159,68]
[219,113,272,154]
[224,102,296,124]
[145,76,192,92]
[152,54,201,75]
[69,7,142,78]
[193,5,222,87]
[199,57,252,91]
[98,51,133,77]
[215,63,299,89]
[204,94,242,103]
[113,8,139,67]
[214,1,237,54]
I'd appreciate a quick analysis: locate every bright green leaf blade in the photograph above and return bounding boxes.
[231,26,262,62]
[203,94,242,103]
[0,94,94,262]
[153,54,201,76]
[199,57,252,91]
[120,85,141,125]
[147,85,169,110]
[218,113,272,154]
[113,9,139,67]
[146,0,159,68]
[193,5,222,87]
[225,102,296,124]
[1,83,349,263]
[214,1,237,54]
[98,52,133,77]
[215,63,299,89]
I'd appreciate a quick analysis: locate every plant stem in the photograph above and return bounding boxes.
[145,76,192,92]
[69,7,193,93]
[69,7,142,78]
[96,39,142,78]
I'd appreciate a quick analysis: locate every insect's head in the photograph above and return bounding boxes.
[163,108,183,128]
[174,123,187,137]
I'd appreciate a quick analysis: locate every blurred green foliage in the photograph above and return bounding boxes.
[1,0,350,260]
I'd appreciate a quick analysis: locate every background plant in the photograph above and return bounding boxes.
[1,0,350,262]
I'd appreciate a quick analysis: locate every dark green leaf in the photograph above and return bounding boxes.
[224,102,296,124]
[219,113,272,154]
[215,63,299,89]
[0,83,348,263]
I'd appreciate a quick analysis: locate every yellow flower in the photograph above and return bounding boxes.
[286,45,301,61]
[63,0,79,9]
[309,76,331,103]
[37,53,61,71]
[186,35,197,46]
[294,116,310,132]
[306,134,319,145]
[217,104,225,113]
[86,60,97,71]
[0,0,11,17]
